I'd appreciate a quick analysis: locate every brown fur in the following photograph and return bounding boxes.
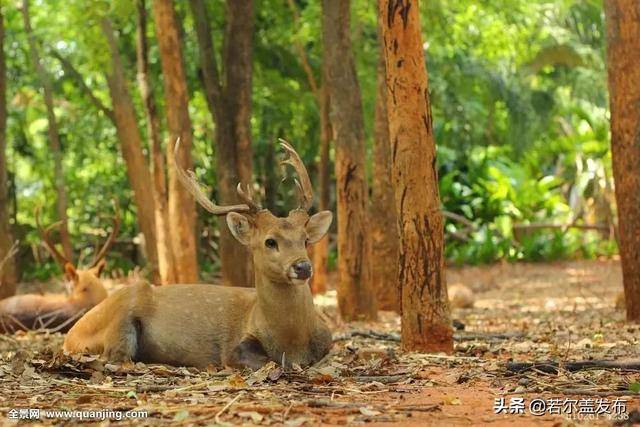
[0,262,108,333]
[448,284,475,309]
[64,210,334,369]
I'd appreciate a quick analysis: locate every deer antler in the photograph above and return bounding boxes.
[279,139,313,211]
[90,200,120,268]
[173,138,251,215]
[0,240,19,275]
[35,206,71,268]
[236,183,262,212]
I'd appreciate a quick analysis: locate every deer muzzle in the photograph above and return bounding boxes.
[289,260,312,281]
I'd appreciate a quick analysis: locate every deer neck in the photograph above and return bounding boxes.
[253,267,316,339]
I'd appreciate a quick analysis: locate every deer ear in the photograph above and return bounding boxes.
[226,213,253,246]
[306,211,333,244]
[64,263,78,282]
[91,259,107,277]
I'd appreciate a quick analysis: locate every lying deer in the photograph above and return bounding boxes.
[64,140,333,369]
[0,207,118,333]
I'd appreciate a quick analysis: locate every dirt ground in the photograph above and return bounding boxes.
[0,259,638,425]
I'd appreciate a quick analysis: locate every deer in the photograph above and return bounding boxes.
[63,140,333,370]
[0,206,118,333]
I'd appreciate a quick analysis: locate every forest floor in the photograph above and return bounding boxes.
[1,258,639,426]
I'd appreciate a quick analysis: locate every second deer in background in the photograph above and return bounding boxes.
[0,205,119,333]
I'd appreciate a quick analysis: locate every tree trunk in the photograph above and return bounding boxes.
[380,0,453,352]
[189,0,254,286]
[21,0,73,261]
[224,0,254,188]
[101,17,160,284]
[136,0,177,285]
[311,77,332,295]
[286,0,331,294]
[0,6,16,297]
[604,0,640,322]
[322,0,376,321]
[287,0,333,294]
[151,0,199,283]
[371,50,399,312]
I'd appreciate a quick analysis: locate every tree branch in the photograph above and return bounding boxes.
[188,0,223,114]
[286,0,320,100]
[50,49,115,123]
[507,360,640,374]
[0,240,18,277]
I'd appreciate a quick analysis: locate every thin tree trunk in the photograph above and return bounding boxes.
[322,0,376,321]
[604,0,640,322]
[371,50,399,312]
[21,0,73,261]
[0,6,16,297]
[287,0,332,294]
[189,0,254,286]
[380,0,452,352]
[311,77,332,294]
[136,0,177,285]
[224,0,254,188]
[101,17,161,284]
[151,0,199,283]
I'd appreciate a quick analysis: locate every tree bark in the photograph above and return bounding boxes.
[101,17,160,284]
[21,0,73,261]
[604,0,640,322]
[322,0,376,321]
[189,0,254,286]
[379,0,453,352]
[311,76,332,294]
[224,0,254,188]
[136,0,177,285]
[151,0,199,283]
[371,50,399,312]
[0,6,16,297]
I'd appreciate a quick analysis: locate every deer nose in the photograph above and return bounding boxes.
[292,261,312,280]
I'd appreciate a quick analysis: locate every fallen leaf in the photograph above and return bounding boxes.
[238,411,263,423]
[311,374,334,384]
[247,361,278,385]
[226,373,247,388]
[444,396,462,405]
[173,410,189,421]
[21,365,36,379]
[285,416,312,426]
[76,395,92,404]
[359,407,381,416]
[89,370,104,384]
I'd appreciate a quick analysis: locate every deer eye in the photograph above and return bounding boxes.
[265,238,278,250]
[305,238,310,247]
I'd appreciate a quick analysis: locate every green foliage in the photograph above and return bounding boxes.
[2,0,616,279]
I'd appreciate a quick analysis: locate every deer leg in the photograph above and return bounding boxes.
[101,316,141,362]
[308,324,333,364]
[226,335,270,370]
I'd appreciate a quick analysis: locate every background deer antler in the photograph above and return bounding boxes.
[90,200,121,268]
[0,240,19,276]
[173,138,252,215]
[35,206,71,268]
[279,139,313,211]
